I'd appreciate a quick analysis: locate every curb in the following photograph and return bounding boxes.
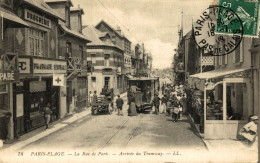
[1,109,92,152]
[1,92,128,152]
[187,114,212,151]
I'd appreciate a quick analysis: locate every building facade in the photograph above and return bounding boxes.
[0,0,29,141]
[83,25,124,96]
[10,0,67,136]
[46,0,91,115]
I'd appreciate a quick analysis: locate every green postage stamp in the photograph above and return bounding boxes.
[217,0,259,37]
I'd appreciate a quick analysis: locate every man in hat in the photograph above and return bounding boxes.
[152,94,160,115]
[239,116,258,144]
[116,95,124,116]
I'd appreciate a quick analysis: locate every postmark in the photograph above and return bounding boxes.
[193,5,244,56]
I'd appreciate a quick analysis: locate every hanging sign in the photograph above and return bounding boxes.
[53,74,65,86]
[0,70,19,82]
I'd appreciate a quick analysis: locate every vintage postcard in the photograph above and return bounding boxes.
[0,0,259,162]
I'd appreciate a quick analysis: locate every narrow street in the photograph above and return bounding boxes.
[22,95,207,152]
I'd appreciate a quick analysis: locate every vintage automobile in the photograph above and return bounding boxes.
[127,77,160,113]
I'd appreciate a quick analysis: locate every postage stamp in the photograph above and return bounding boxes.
[193,5,243,56]
[217,0,259,37]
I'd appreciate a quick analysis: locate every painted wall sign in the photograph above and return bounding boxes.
[33,59,66,74]
[0,70,19,82]
[18,58,30,74]
[24,9,51,28]
[102,68,113,75]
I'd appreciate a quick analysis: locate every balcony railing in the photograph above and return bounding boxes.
[0,53,17,71]
[67,57,81,71]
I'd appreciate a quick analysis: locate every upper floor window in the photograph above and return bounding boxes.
[0,0,13,9]
[91,54,96,64]
[29,28,46,57]
[233,37,244,63]
[66,42,72,58]
[65,6,70,28]
[79,46,84,64]
[78,14,82,33]
[104,54,110,67]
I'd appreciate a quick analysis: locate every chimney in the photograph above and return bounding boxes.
[116,26,121,34]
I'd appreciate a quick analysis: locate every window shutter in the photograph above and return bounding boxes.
[239,39,244,63]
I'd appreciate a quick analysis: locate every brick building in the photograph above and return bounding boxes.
[83,25,124,96]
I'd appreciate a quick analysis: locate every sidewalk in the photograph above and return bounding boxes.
[187,114,258,162]
[1,92,128,152]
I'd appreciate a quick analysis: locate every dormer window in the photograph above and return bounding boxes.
[65,6,70,28]
[0,0,13,10]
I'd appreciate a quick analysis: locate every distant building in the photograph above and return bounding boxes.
[83,25,124,96]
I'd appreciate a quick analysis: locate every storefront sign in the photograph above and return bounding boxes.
[53,74,65,86]
[24,9,51,28]
[33,59,66,74]
[18,58,30,74]
[29,81,46,92]
[102,68,113,75]
[0,70,19,82]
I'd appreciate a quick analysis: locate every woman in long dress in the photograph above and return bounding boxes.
[128,95,137,116]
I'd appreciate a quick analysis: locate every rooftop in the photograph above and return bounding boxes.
[24,0,63,20]
[82,25,123,51]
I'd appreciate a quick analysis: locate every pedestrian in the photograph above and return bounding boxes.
[161,94,167,114]
[42,103,52,129]
[93,91,97,102]
[128,94,137,116]
[152,93,160,115]
[180,94,187,115]
[172,97,180,122]
[162,84,165,94]
[116,95,124,116]
[89,91,93,106]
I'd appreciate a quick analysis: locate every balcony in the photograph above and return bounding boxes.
[0,52,17,71]
[67,57,81,71]
[0,0,13,10]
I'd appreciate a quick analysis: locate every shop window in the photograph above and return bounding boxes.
[206,86,223,120]
[29,28,46,57]
[0,84,8,110]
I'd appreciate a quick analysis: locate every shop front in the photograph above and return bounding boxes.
[0,70,19,141]
[190,68,253,140]
[17,57,66,133]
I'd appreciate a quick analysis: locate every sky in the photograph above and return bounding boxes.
[72,0,213,69]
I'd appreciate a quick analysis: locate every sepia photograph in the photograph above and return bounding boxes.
[0,0,259,162]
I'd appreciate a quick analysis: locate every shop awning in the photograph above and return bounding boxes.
[0,8,29,27]
[190,68,250,80]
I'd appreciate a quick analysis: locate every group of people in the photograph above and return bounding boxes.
[152,83,187,122]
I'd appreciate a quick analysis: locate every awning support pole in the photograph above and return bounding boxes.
[223,81,227,139]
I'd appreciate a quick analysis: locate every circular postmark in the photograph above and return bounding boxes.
[193,5,244,56]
